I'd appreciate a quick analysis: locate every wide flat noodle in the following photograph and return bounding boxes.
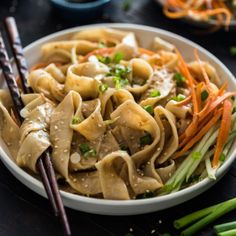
[0,102,20,160]
[28,69,64,101]
[17,102,54,172]
[126,58,153,95]
[154,106,179,164]
[50,91,102,195]
[96,151,162,200]
[64,63,108,99]
[156,160,176,183]
[99,88,134,118]
[140,69,175,107]
[110,100,161,167]
[165,100,192,119]
[42,40,99,63]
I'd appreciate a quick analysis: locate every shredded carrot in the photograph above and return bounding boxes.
[175,48,199,114]
[162,0,232,30]
[174,109,222,159]
[217,82,228,96]
[194,49,211,88]
[212,99,233,168]
[138,47,156,56]
[198,92,236,122]
[83,47,115,62]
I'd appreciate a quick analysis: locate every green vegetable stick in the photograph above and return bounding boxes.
[214,221,236,233]
[217,229,236,236]
[180,198,236,236]
[174,202,222,229]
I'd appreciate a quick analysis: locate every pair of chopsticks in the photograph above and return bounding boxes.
[0,17,71,235]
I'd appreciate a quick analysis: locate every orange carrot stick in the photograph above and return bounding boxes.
[194,49,211,87]
[175,48,199,114]
[198,92,236,122]
[174,109,222,159]
[212,99,233,168]
[138,47,156,56]
[83,47,115,62]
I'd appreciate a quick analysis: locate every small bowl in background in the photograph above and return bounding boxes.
[50,0,111,21]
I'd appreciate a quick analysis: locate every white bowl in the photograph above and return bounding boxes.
[0,23,236,215]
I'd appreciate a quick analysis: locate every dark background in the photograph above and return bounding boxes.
[0,0,236,235]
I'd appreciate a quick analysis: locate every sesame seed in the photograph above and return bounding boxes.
[70,152,81,164]
[27,154,31,157]
[98,123,102,127]
[81,178,85,181]
[84,184,88,188]
[129,228,133,232]
[73,178,77,182]
[63,149,68,153]
[54,125,58,130]
[151,229,156,234]
[54,145,58,149]
[158,220,162,224]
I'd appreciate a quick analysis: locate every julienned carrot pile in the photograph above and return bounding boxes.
[163,0,233,30]
[172,50,236,169]
[161,49,236,195]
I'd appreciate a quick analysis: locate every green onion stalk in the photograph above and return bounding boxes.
[174,197,236,236]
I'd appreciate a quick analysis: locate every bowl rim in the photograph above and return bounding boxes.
[50,0,111,9]
[1,23,236,208]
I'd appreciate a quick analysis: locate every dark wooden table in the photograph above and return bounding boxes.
[0,0,236,235]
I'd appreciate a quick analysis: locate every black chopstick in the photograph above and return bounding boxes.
[4,17,32,94]
[1,19,71,236]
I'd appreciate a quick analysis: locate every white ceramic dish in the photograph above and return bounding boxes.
[155,0,236,30]
[0,23,236,216]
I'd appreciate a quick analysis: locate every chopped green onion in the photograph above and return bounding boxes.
[97,55,111,64]
[201,90,209,101]
[113,77,128,89]
[99,83,108,93]
[79,143,90,154]
[122,0,132,11]
[230,46,236,56]
[220,153,226,162]
[72,116,80,125]
[172,94,186,102]
[150,90,161,97]
[113,52,124,64]
[174,72,186,86]
[191,151,202,160]
[136,191,155,199]
[140,133,153,146]
[120,144,129,151]
[84,149,97,158]
[232,107,236,114]
[98,42,105,48]
[143,105,154,115]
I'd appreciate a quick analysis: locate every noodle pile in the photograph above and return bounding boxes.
[0,28,235,200]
